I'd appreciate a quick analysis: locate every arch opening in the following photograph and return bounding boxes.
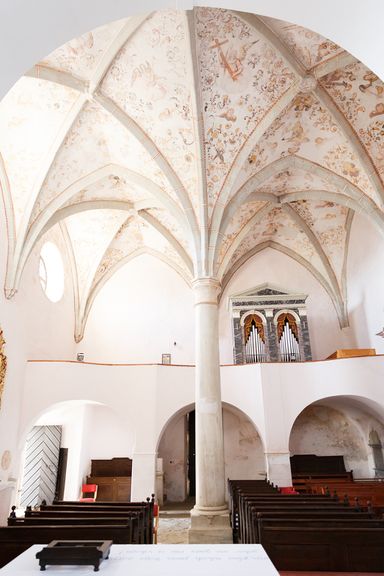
[289,396,384,480]
[157,402,266,504]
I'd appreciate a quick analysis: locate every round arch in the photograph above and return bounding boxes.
[18,399,136,504]
[156,401,266,503]
[288,395,384,479]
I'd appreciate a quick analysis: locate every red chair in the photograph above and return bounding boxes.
[153,502,159,544]
[280,486,299,495]
[79,483,98,502]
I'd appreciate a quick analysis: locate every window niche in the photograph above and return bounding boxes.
[230,284,312,364]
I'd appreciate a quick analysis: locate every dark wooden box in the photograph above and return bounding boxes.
[35,539,112,572]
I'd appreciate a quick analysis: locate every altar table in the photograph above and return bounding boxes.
[0,544,279,575]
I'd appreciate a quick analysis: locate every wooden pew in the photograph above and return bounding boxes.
[246,510,377,544]
[304,480,384,509]
[293,472,353,492]
[227,479,278,542]
[0,522,137,569]
[258,524,384,571]
[14,509,148,543]
[240,503,371,544]
[39,499,154,544]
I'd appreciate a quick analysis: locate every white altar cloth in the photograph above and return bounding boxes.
[0,544,279,575]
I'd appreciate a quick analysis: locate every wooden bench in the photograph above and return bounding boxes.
[0,523,137,569]
[39,499,154,543]
[240,504,371,544]
[258,524,384,571]
[227,479,278,541]
[304,480,384,509]
[293,473,353,492]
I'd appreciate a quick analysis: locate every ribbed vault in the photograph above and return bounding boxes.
[1,7,383,338]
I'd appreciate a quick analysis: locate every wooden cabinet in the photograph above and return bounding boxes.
[86,475,131,502]
[87,458,132,502]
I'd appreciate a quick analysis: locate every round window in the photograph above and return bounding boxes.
[38,242,64,302]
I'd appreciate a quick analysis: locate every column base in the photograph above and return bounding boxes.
[188,506,233,543]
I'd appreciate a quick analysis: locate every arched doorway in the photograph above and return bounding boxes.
[289,396,384,478]
[157,403,265,503]
[19,400,135,506]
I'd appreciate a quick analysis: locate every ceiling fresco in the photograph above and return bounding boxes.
[1,7,383,337]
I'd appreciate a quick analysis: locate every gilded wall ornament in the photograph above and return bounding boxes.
[0,328,6,408]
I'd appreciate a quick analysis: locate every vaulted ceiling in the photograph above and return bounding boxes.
[1,8,383,340]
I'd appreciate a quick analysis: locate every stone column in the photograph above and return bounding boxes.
[189,278,232,543]
[265,452,292,487]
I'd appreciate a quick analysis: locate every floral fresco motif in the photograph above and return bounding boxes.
[262,17,344,71]
[41,19,127,81]
[238,91,378,204]
[1,8,384,333]
[91,215,190,290]
[65,209,130,301]
[217,200,267,265]
[31,100,179,224]
[249,168,340,197]
[195,8,296,214]
[322,61,384,181]
[290,200,349,283]
[0,77,79,231]
[101,11,199,220]
[226,205,329,280]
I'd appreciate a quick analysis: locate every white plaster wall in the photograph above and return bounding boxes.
[219,248,344,362]
[158,413,187,502]
[223,407,266,482]
[20,229,77,361]
[13,356,384,497]
[80,255,194,364]
[0,222,76,516]
[347,213,384,354]
[289,404,370,478]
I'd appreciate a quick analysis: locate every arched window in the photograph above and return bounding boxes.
[277,312,300,362]
[243,314,266,363]
[38,242,65,303]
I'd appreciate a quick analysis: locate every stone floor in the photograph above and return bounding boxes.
[157,517,190,544]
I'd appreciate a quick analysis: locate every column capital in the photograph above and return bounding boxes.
[192,277,221,305]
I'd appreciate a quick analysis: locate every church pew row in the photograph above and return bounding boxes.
[239,504,373,544]
[39,499,155,544]
[259,525,384,572]
[229,479,384,569]
[1,498,155,567]
[303,481,384,509]
[292,472,353,492]
[242,507,375,544]
[0,522,137,569]
[227,479,343,542]
[227,479,280,537]
[237,495,357,542]
[12,508,150,543]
